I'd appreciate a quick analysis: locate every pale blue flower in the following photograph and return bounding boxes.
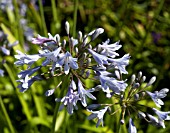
[152,108,170,120]
[32,34,52,44]
[58,51,78,75]
[18,66,41,79]
[99,75,127,96]
[56,87,80,114]
[98,39,121,58]
[78,79,96,107]
[87,106,109,127]
[88,28,104,41]
[14,50,40,66]
[17,75,42,92]
[1,47,10,55]
[107,54,130,74]
[40,47,61,71]
[147,114,165,128]
[88,48,108,65]
[146,88,169,108]
[128,118,137,133]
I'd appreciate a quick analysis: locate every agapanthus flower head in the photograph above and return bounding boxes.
[14,21,169,133]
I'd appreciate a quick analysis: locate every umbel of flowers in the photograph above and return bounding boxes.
[14,21,170,133]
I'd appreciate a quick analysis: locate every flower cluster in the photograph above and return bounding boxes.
[14,21,169,132]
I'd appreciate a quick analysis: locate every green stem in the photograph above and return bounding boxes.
[51,0,57,23]
[0,96,15,133]
[38,0,48,36]
[73,0,78,37]
[3,63,32,121]
[51,75,70,133]
[13,0,25,47]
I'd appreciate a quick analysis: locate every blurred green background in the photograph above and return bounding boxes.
[0,0,170,133]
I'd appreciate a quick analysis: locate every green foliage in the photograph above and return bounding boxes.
[0,0,170,133]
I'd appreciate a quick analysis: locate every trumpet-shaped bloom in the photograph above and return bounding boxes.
[87,106,109,127]
[99,75,127,96]
[32,34,52,44]
[18,66,41,79]
[98,39,121,58]
[147,114,165,128]
[58,51,78,74]
[78,79,96,107]
[152,108,170,120]
[56,87,80,115]
[88,48,108,65]
[17,75,43,92]
[146,88,169,108]
[14,50,40,66]
[107,54,130,74]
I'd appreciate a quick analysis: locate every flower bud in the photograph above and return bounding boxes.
[138,71,142,80]
[141,76,146,82]
[62,39,66,48]
[55,34,60,43]
[75,47,78,55]
[86,58,91,68]
[134,94,139,100]
[132,83,140,89]
[87,104,101,110]
[146,76,156,87]
[88,44,92,49]
[120,119,125,125]
[78,31,82,42]
[65,21,70,35]
[138,111,146,119]
[131,74,136,84]
[82,52,87,59]
[91,28,104,41]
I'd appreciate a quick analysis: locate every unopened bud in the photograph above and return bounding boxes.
[82,52,87,59]
[62,39,66,48]
[87,104,101,110]
[131,74,136,84]
[91,28,104,41]
[65,21,70,35]
[138,71,142,80]
[75,47,78,55]
[55,34,60,43]
[78,31,82,42]
[86,58,91,68]
[96,45,102,52]
[141,76,146,82]
[82,36,88,47]
[120,119,125,125]
[146,76,156,87]
[88,44,92,49]
[138,111,146,119]
[132,83,140,89]
[141,91,146,97]
[134,94,139,100]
